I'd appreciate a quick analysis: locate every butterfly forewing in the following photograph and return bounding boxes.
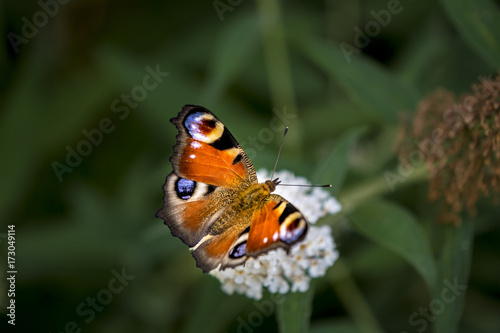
[169,105,257,186]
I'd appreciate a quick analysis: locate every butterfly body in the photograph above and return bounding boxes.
[156,105,308,273]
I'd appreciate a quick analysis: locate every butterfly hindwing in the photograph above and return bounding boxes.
[191,215,251,272]
[156,172,236,247]
[246,194,308,256]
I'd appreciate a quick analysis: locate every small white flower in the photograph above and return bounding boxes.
[291,274,310,293]
[210,169,341,300]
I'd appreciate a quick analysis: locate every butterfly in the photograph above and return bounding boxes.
[156,105,308,273]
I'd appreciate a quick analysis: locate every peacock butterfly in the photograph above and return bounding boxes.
[156,105,308,273]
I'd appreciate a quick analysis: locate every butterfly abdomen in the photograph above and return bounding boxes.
[209,183,270,234]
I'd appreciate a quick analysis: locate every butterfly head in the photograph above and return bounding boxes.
[264,178,281,192]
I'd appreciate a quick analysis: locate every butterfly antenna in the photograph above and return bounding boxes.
[270,127,288,180]
[278,184,332,188]
[270,127,331,188]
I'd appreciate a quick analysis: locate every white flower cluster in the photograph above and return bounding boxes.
[210,169,341,300]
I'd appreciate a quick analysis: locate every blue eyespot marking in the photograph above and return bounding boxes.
[175,178,196,200]
[280,218,307,244]
[184,111,218,142]
[229,242,246,259]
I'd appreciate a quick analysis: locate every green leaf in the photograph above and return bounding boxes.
[349,199,438,293]
[276,289,314,333]
[312,127,366,196]
[290,32,420,123]
[441,0,500,69]
[433,222,474,333]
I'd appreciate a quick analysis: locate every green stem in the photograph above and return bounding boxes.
[276,288,315,333]
[339,164,429,214]
[330,259,385,333]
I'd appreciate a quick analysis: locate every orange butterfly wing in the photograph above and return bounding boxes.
[245,195,308,256]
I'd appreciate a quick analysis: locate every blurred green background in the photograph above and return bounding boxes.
[1,0,500,332]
